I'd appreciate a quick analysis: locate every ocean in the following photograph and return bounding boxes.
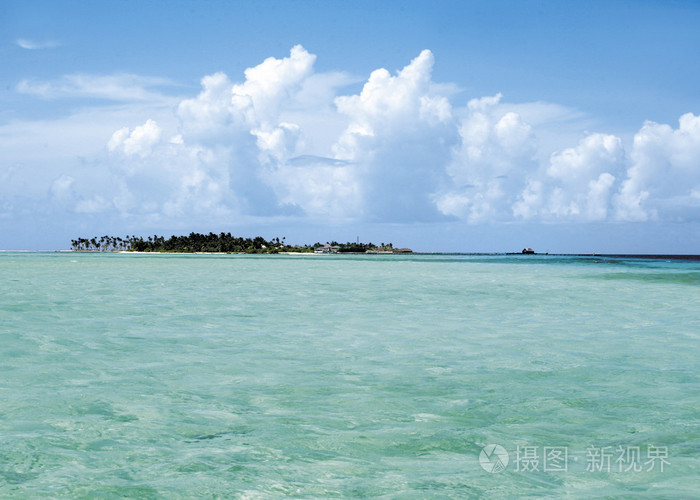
[1,252,698,498]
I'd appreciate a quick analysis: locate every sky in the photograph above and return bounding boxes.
[2,0,700,252]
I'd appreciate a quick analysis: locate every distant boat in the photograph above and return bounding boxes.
[506,247,546,255]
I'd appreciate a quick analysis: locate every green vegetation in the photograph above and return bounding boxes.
[70,233,312,253]
[317,241,384,253]
[315,241,408,253]
[70,234,412,254]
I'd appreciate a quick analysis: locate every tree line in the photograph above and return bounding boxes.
[70,233,403,254]
[322,241,393,252]
[70,233,311,253]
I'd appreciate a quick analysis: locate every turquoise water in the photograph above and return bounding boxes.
[1,252,698,498]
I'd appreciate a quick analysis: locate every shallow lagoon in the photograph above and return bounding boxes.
[1,252,698,497]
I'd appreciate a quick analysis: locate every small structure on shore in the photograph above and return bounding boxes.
[314,243,340,254]
[365,246,413,254]
[522,248,535,254]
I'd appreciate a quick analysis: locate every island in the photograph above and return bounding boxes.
[70,233,412,255]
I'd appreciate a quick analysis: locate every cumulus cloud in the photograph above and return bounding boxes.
[8,44,700,240]
[106,128,238,220]
[176,72,240,142]
[105,47,462,223]
[98,46,326,220]
[232,44,315,127]
[261,155,361,219]
[547,134,622,182]
[333,49,458,221]
[172,46,324,216]
[108,119,162,158]
[512,133,625,221]
[615,113,700,221]
[97,48,700,226]
[436,94,536,222]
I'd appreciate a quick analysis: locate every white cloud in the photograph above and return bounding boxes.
[232,44,316,127]
[495,112,533,152]
[333,49,458,221]
[171,46,324,216]
[615,113,700,221]
[468,93,503,112]
[108,119,162,158]
[253,122,301,165]
[96,46,326,220]
[587,172,616,221]
[261,156,361,219]
[105,129,238,220]
[15,38,60,50]
[513,133,625,221]
[334,50,448,146]
[176,72,240,142]
[493,100,586,127]
[437,94,536,222]
[512,180,544,219]
[5,45,700,248]
[16,74,176,101]
[547,134,622,182]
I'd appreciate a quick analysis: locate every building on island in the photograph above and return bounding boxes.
[365,246,413,254]
[314,243,340,254]
[314,243,413,254]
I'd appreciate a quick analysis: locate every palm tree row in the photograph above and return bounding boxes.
[70,233,407,254]
[70,233,313,254]
[70,235,132,251]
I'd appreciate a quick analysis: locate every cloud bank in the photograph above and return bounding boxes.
[4,45,700,244]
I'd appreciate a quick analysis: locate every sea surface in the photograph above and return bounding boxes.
[1,252,698,498]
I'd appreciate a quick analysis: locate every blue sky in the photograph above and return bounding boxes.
[2,0,700,252]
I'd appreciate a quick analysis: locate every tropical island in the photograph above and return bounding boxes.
[69,233,412,254]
